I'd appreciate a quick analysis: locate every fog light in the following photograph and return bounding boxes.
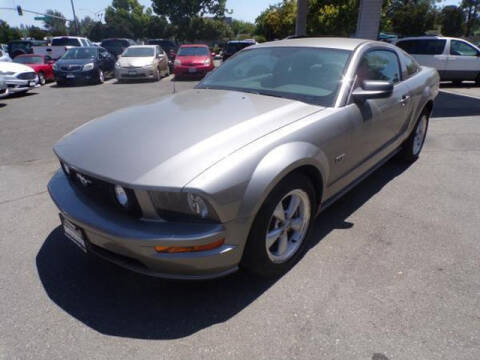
[187,193,208,218]
[114,185,129,207]
[155,238,224,253]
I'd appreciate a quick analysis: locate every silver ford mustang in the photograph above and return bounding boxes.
[48,38,439,279]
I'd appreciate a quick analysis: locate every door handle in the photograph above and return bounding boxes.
[400,95,410,105]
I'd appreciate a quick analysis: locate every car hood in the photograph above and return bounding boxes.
[117,57,153,67]
[54,89,322,189]
[0,61,33,74]
[177,55,208,65]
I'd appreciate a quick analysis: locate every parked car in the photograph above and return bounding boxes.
[0,61,38,94]
[115,45,169,82]
[145,39,178,70]
[173,44,214,78]
[53,47,115,85]
[8,37,92,61]
[0,77,8,98]
[13,54,55,85]
[0,48,12,62]
[222,40,256,61]
[100,38,136,59]
[395,36,480,84]
[48,38,439,280]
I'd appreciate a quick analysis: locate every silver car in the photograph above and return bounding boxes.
[48,38,439,279]
[115,45,169,81]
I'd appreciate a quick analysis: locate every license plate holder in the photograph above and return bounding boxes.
[60,215,87,252]
[128,70,137,75]
[66,74,75,79]
[188,67,197,73]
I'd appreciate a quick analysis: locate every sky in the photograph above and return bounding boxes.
[1,0,462,29]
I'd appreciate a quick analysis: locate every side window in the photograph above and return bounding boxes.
[450,40,478,56]
[397,39,446,55]
[356,50,401,84]
[399,50,420,78]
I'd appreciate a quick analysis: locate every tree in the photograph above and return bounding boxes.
[78,16,97,37]
[0,20,24,43]
[386,0,437,37]
[145,13,174,39]
[307,0,358,36]
[255,0,297,40]
[26,26,48,40]
[181,17,233,41]
[461,0,480,36]
[43,10,68,36]
[88,22,107,42]
[440,6,465,36]
[151,0,227,28]
[231,20,256,38]
[104,0,152,39]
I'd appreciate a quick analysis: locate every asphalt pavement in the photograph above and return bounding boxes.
[0,78,479,360]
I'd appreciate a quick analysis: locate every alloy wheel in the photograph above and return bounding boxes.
[413,115,427,155]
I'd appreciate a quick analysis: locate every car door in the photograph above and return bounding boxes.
[157,47,168,72]
[345,49,412,171]
[445,39,480,80]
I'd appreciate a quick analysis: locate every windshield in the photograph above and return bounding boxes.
[122,47,154,57]
[14,56,43,64]
[147,40,174,49]
[52,38,81,47]
[198,47,351,107]
[101,39,130,48]
[62,47,97,60]
[177,47,209,56]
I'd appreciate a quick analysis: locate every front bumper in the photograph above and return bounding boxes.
[0,86,8,98]
[47,170,247,280]
[174,64,214,77]
[4,78,37,93]
[115,67,156,80]
[54,69,98,83]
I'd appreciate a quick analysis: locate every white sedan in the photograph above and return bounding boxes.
[0,61,38,95]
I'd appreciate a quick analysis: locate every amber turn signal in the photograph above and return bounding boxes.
[155,238,224,253]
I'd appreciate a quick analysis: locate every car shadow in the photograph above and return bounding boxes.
[433,91,480,118]
[6,91,38,98]
[36,160,410,340]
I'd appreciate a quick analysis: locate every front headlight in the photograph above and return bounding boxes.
[203,58,211,65]
[82,63,94,71]
[114,185,129,208]
[143,63,154,69]
[115,62,121,68]
[149,191,219,222]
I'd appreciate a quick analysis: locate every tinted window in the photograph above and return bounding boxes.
[396,39,446,55]
[357,50,401,83]
[52,38,81,47]
[399,50,420,78]
[146,40,175,50]
[14,56,43,64]
[122,47,154,57]
[198,47,351,106]
[226,42,253,54]
[101,39,130,48]
[62,47,97,59]
[177,47,209,56]
[450,40,478,56]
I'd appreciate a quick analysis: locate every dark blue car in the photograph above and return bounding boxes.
[53,47,115,86]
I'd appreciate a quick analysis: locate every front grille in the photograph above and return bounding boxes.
[60,65,82,72]
[67,168,142,217]
[16,72,37,80]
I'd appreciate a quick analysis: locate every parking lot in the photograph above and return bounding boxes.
[0,78,479,359]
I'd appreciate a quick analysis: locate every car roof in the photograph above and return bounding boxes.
[396,36,456,41]
[180,44,209,48]
[252,37,372,51]
[52,36,86,39]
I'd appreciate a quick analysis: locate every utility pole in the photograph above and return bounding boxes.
[355,0,383,40]
[295,0,309,36]
[70,0,80,35]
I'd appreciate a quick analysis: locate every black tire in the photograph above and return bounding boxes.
[476,74,480,86]
[241,173,316,278]
[38,72,46,86]
[399,110,430,162]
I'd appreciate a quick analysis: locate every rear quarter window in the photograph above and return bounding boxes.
[396,39,446,55]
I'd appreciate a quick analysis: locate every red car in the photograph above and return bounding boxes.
[173,44,215,78]
[13,54,55,85]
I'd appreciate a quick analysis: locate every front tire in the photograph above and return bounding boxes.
[38,72,46,86]
[241,174,316,277]
[399,111,429,162]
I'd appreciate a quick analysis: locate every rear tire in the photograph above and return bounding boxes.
[399,110,429,162]
[241,174,316,278]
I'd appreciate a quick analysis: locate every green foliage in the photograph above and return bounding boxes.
[151,0,227,27]
[385,0,438,37]
[440,6,465,36]
[104,0,150,38]
[307,0,358,36]
[461,0,480,36]
[43,10,68,36]
[0,19,24,43]
[180,17,233,42]
[255,0,297,40]
[231,20,256,38]
[26,26,48,40]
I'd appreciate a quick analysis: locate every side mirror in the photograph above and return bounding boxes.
[352,80,393,102]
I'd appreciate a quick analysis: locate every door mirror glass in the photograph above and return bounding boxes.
[352,80,393,102]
